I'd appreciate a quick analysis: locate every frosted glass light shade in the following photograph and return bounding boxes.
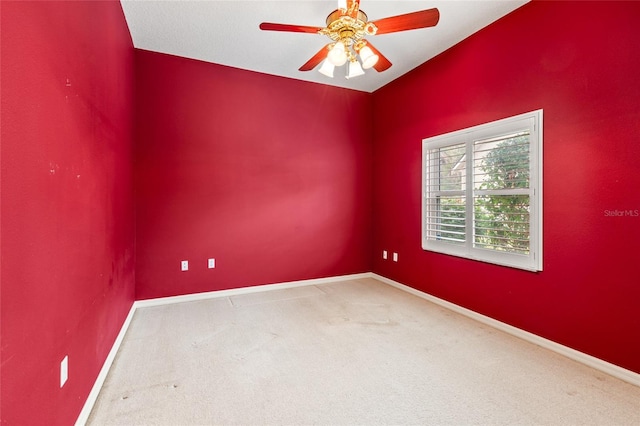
[318,60,335,77]
[327,42,347,66]
[346,60,365,79]
[359,46,379,69]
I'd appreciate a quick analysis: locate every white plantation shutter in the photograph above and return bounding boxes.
[422,110,542,271]
[424,143,466,245]
[472,132,531,254]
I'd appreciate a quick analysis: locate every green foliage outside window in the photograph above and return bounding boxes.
[474,135,530,254]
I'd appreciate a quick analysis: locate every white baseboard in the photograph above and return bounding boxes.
[76,271,639,424]
[133,273,373,308]
[75,303,137,426]
[372,273,640,388]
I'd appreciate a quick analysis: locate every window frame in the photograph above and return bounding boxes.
[422,110,543,271]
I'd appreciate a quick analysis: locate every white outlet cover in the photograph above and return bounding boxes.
[181,260,188,271]
[393,253,398,262]
[208,258,215,269]
[383,250,388,259]
[60,356,68,388]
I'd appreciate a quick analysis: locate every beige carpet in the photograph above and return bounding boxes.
[87,278,640,425]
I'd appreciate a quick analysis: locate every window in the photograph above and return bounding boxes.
[422,110,542,271]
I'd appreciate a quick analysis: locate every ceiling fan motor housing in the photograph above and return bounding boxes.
[322,9,377,47]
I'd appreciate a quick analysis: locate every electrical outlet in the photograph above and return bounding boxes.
[393,252,398,262]
[181,260,188,271]
[208,258,215,269]
[383,250,388,259]
[60,356,68,388]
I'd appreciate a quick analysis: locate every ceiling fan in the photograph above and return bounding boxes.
[259,0,440,79]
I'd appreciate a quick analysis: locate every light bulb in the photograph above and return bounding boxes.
[358,46,379,70]
[346,60,365,79]
[318,59,335,78]
[327,42,347,66]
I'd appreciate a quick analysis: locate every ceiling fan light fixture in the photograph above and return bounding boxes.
[260,3,441,78]
[358,45,379,69]
[318,59,335,78]
[346,59,365,79]
[327,41,348,66]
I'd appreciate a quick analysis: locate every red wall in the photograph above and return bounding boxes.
[134,51,372,300]
[1,1,135,424]
[371,0,640,374]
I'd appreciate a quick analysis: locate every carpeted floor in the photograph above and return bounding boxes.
[87,278,640,425]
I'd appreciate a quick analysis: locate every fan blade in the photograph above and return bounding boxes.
[259,22,323,34]
[372,8,440,35]
[299,45,331,71]
[364,42,392,72]
[348,0,361,18]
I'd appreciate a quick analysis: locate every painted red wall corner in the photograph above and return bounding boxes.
[1,1,135,424]
[371,0,640,374]
[134,51,373,300]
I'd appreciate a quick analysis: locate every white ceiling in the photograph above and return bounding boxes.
[120,0,529,93]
